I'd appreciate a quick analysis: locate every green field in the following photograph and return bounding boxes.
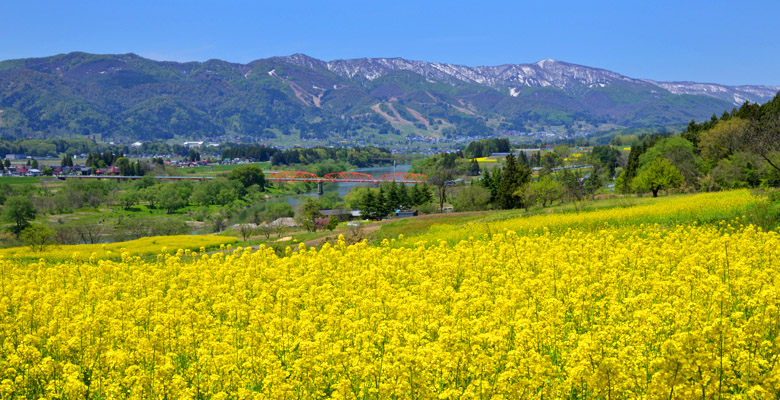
[173,161,272,176]
[0,176,41,184]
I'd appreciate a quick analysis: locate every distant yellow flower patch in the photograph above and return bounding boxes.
[0,234,238,260]
[474,157,497,162]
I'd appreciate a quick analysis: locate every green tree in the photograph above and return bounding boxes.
[533,175,563,207]
[589,146,621,177]
[517,183,536,211]
[20,224,56,252]
[140,186,159,209]
[266,202,295,220]
[453,184,491,211]
[115,157,133,176]
[356,189,381,220]
[3,195,37,234]
[61,154,73,167]
[385,182,402,211]
[410,183,432,207]
[158,184,190,213]
[296,197,324,232]
[191,179,241,206]
[117,189,140,210]
[427,169,454,212]
[468,159,481,176]
[397,184,411,209]
[496,154,532,209]
[584,164,604,200]
[699,118,749,164]
[639,136,700,186]
[617,142,649,193]
[632,157,684,197]
[559,168,584,204]
[134,175,156,189]
[227,165,265,191]
[541,152,562,171]
[237,224,255,241]
[376,188,391,218]
[326,216,338,231]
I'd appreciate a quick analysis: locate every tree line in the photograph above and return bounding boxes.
[617,93,780,193]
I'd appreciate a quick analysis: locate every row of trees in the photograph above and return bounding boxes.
[348,182,434,220]
[269,146,393,168]
[0,166,267,234]
[0,138,208,159]
[615,94,780,194]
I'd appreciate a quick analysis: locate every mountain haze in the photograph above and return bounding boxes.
[0,52,777,144]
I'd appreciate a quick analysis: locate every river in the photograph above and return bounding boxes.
[285,163,411,209]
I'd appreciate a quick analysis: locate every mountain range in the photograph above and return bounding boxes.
[0,52,777,145]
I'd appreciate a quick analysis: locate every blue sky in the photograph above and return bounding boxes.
[2,0,778,86]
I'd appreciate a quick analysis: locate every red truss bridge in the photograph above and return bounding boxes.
[266,171,427,184]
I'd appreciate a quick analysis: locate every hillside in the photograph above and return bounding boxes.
[0,52,777,145]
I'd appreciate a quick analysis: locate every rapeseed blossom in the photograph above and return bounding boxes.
[0,235,237,261]
[1,190,779,398]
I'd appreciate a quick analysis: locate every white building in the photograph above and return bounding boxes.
[183,141,204,148]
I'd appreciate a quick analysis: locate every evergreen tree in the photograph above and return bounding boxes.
[411,183,429,206]
[518,151,529,166]
[409,184,419,206]
[468,159,480,176]
[398,183,411,209]
[421,184,433,204]
[387,182,401,211]
[559,168,583,204]
[377,188,390,218]
[617,141,648,193]
[133,162,144,176]
[480,167,502,205]
[584,164,603,200]
[496,154,531,209]
[358,190,378,220]
[61,154,73,167]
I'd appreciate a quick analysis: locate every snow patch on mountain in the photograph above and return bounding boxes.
[655,81,780,105]
[276,54,780,105]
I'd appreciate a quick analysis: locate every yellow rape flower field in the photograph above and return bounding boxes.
[401,190,759,246]
[3,190,780,399]
[0,235,238,261]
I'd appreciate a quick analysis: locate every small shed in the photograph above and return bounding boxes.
[321,209,361,222]
[396,209,418,218]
